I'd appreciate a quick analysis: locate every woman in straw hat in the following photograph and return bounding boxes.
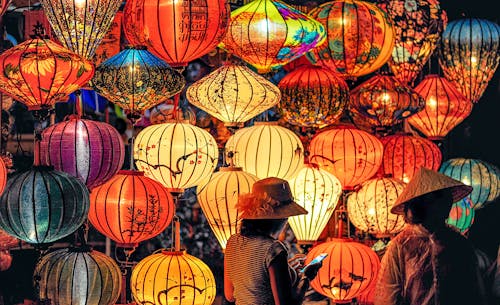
[374,167,489,305]
[224,177,322,305]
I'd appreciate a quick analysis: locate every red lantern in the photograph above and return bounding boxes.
[0,157,6,195]
[0,229,18,250]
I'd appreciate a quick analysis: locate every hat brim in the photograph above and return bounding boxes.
[240,201,308,219]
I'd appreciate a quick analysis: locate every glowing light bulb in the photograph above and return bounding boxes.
[461,177,471,185]
[428,96,437,108]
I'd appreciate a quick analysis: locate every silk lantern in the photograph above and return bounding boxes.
[446,197,475,234]
[438,18,500,103]
[407,74,473,140]
[0,157,6,194]
[306,0,395,78]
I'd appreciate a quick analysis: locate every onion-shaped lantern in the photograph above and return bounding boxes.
[308,125,384,190]
[123,0,229,68]
[438,18,500,103]
[221,0,326,73]
[439,158,500,209]
[288,163,342,244]
[347,177,406,237]
[225,121,304,180]
[0,157,6,194]
[39,0,122,59]
[306,238,380,303]
[134,121,219,193]
[277,65,349,128]
[0,166,89,244]
[0,250,12,271]
[407,74,473,140]
[131,250,216,305]
[92,46,185,117]
[88,170,175,248]
[446,197,475,234]
[0,39,94,110]
[377,0,447,84]
[35,248,121,305]
[186,64,281,128]
[306,0,395,78]
[380,134,442,183]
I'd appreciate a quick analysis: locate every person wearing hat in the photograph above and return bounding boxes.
[224,177,322,305]
[374,167,489,305]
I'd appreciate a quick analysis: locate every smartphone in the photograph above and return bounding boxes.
[300,253,328,273]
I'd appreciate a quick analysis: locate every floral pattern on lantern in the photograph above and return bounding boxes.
[446,197,475,234]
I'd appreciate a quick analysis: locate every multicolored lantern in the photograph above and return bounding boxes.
[446,197,475,234]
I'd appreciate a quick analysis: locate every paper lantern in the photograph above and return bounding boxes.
[221,0,326,73]
[0,157,6,194]
[439,158,500,209]
[377,0,447,84]
[196,166,258,249]
[186,64,281,127]
[407,74,473,140]
[308,125,383,190]
[225,121,304,180]
[88,170,175,248]
[446,197,475,234]
[349,74,425,130]
[380,134,442,183]
[306,0,395,78]
[35,248,121,305]
[288,163,342,244]
[39,0,122,59]
[123,0,229,67]
[134,121,219,193]
[0,39,94,110]
[347,177,406,237]
[0,250,11,271]
[277,65,349,128]
[92,46,185,116]
[131,250,216,305]
[438,18,500,103]
[306,238,380,303]
[0,166,89,244]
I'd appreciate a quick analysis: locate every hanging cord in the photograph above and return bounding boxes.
[170,214,181,252]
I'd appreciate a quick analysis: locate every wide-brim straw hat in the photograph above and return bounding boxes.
[391,167,473,215]
[238,177,308,219]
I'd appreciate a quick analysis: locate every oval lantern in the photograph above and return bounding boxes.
[407,74,473,141]
[0,250,12,271]
[225,121,304,180]
[277,65,349,128]
[89,170,175,248]
[347,177,406,237]
[0,156,6,194]
[308,124,384,190]
[438,18,500,103]
[123,0,229,67]
[446,197,475,235]
[35,248,121,305]
[306,238,380,303]
[0,166,89,244]
[306,0,395,78]
[131,250,216,305]
[439,158,500,209]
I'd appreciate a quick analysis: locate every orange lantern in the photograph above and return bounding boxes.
[0,157,6,195]
[306,0,395,78]
[407,74,473,141]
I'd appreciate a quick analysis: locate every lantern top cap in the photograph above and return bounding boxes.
[219,166,243,172]
[117,170,144,176]
[124,45,148,50]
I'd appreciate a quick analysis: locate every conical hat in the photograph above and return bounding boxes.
[391,167,473,215]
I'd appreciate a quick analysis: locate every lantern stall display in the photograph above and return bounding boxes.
[446,197,475,235]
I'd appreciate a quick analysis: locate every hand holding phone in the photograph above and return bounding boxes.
[300,253,328,273]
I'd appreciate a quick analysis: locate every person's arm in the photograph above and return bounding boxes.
[374,241,404,305]
[223,256,235,304]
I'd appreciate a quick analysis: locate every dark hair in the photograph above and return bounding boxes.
[403,189,454,224]
[240,218,287,237]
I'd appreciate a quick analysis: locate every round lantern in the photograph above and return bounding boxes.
[277,65,349,128]
[380,134,442,183]
[407,74,473,140]
[0,166,89,244]
[131,250,216,305]
[0,156,6,194]
[35,248,121,305]
[134,121,219,193]
[439,158,500,209]
[287,163,342,244]
[221,0,326,73]
[225,121,304,180]
[446,197,475,234]
[92,46,185,117]
[0,39,94,110]
[308,124,384,190]
[349,74,425,130]
[377,0,447,84]
[39,115,125,189]
[306,238,380,303]
[306,0,395,78]
[89,170,175,248]
[123,0,229,67]
[0,250,12,271]
[186,64,281,127]
[438,18,500,103]
[0,229,19,250]
[347,177,406,237]
[39,0,122,59]
[196,166,258,249]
